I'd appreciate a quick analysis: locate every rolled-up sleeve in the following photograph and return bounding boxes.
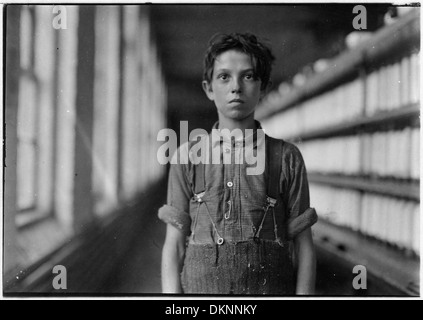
[158,144,193,236]
[282,142,317,238]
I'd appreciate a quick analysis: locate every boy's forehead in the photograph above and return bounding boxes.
[214,50,255,69]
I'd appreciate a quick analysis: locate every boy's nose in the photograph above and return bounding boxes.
[231,78,242,93]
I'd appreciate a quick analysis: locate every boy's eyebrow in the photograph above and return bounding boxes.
[215,68,255,73]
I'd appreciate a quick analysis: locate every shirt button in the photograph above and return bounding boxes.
[227,181,233,187]
[225,148,230,153]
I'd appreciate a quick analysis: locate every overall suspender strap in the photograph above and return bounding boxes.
[267,136,283,199]
[265,136,285,246]
[189,138,207,196]
[194,162,206,195]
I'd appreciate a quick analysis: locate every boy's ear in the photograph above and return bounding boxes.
[202,80,214,101]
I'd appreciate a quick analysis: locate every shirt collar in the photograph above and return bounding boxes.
[210,120,264,150]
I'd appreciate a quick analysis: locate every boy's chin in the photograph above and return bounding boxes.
[219,110,255,122]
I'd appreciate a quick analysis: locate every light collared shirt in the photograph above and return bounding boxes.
[159,121,311,245]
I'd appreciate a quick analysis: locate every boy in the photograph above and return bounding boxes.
[159,33,317,295]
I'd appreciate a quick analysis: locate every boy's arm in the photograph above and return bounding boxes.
[282,143,316,294]
[161,223,186,293]
[293,227,316,295]
[159,143,192,293]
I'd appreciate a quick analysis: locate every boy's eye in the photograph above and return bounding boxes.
[244,74,254,80]
[218,74,229,80]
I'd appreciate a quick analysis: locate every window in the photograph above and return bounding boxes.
[16,6,55,227]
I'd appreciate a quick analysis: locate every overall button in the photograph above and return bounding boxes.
[227,181,233,187]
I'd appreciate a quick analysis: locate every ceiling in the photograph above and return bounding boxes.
[149,4,390,130]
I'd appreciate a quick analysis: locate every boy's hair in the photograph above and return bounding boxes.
[203,33,275,91]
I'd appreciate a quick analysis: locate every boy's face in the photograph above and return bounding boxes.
[202,50,263,122]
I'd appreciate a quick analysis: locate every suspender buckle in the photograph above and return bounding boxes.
[266,196,277,208]
[275,237,284,247]
[193,192,205,203]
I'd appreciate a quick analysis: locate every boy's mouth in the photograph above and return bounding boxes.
[229,99,244,104]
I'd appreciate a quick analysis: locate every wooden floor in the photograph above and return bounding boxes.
[106,213,166,294]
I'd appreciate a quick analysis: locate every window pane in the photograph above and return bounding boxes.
[17,142,36,210]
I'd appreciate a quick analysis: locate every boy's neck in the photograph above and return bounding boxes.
[217,115,257,132]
